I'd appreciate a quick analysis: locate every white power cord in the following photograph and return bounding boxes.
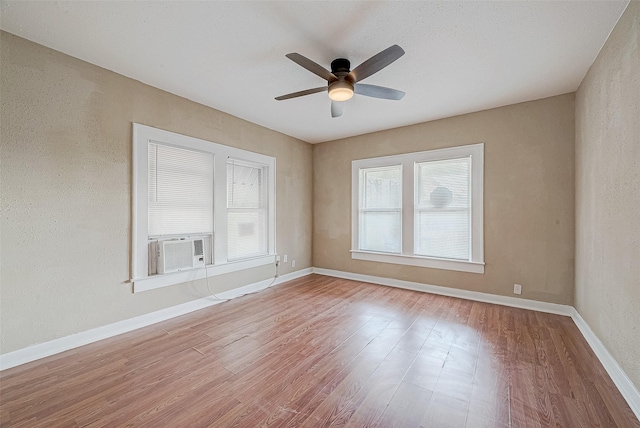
[204,262,227,301]
[203,258,280,301]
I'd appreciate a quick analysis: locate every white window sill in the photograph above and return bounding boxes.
[132,254,276,293]
[351,250,484,274]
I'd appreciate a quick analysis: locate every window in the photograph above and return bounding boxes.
[148,143,214,238]
[227,159,268,260]
[414,157,470,260]
[351,143,484,273]
[359,165,402,253]
[133,124,276,292]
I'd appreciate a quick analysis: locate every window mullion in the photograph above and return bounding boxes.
[213,154,228,265]
[470,151,484,263]
[360,208,401,213]
[402,161,414,256]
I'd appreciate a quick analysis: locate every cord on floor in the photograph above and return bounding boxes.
[203,258,280,302]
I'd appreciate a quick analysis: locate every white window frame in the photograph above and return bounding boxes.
[358,164,403,254]
[351,143,484,274]
[226,157,270,261]
[132,124,276,292]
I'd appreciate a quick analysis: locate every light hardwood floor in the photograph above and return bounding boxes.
[1,274,638,427]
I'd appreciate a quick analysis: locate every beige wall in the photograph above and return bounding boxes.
[314,94,575,305]
[0,32,313,354]
[575,1,640,389]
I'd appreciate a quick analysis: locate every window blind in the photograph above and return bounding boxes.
[227,160,267,260]
[359,165,402,253]
[148,142,214,237]
[415,157,470,260]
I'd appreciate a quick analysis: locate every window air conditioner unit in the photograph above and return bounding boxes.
[157,238,205,274]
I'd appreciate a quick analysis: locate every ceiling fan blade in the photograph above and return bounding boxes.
[275,86,326,101]
[286,53,338,82]
[331,101,344,118]
[348,45,405,83]
[354,83,405,100]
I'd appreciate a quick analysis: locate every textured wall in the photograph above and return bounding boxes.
[0,32,313,354]
[314,94,575,305]
[575,1,640,389]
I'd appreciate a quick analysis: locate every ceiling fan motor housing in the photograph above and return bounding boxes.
[328,58,355,101]
[330,58,352,76]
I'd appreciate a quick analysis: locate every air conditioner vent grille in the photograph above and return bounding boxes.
[164,241,193,273]
[157,238,206,274]
[194,239,204,257]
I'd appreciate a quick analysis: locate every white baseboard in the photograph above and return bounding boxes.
[312,267,573,316]
[0,268,313,371]
[570,308,640,420]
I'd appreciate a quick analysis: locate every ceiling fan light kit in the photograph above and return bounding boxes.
[328,80,354,101]
[276,45,406,118]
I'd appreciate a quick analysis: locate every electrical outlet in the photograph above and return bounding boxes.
[283,254,288,263]
[276,255,280,262]
[514,284,522,295]
[291,260,296,268]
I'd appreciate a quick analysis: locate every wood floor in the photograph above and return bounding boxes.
[1,275,638,427]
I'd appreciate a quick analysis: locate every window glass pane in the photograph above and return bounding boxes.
[415,157,470,260]
[416,210,470,259]
[360,211,402,253]
[227,210,267,260]
[148,142,213,237]
[359,165,402,253]
[227,160,267,260]
[227,162,262,208]
[363,166,402,208]
[416,158,470,209]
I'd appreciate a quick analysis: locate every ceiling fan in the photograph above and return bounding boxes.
[275,45,406,118]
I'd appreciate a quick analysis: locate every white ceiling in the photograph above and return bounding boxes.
[0,1,629,144]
